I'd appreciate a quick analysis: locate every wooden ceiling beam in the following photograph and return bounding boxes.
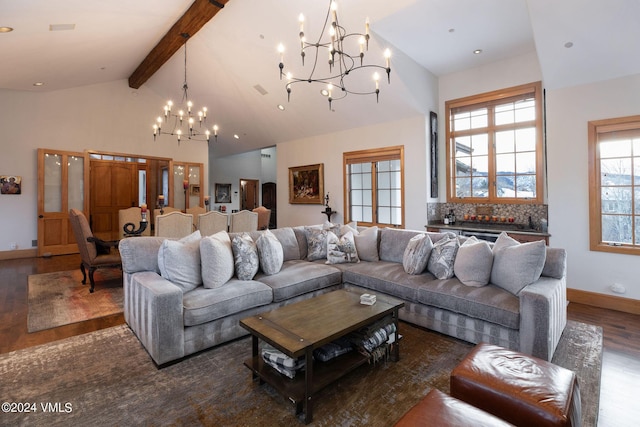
[128,0,229,89]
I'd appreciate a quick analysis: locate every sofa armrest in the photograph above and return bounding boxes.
[118,236,167,274]
[124,271,185,366]
[518,276,567,361]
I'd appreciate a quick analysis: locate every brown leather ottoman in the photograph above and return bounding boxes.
[394,389,514,426]
[450,343,581,427]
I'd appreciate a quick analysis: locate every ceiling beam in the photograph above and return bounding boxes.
[128,0,229,89]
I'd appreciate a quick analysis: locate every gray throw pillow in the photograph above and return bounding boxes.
[453,236,493,287]
[232,233,259,280]
[354,226,379,262]
[200,231,235,289]
[305,227,328,261]
[427,234,459,279]
[491,233,547,295]
[403,233,433,275]
[326,231,360,264]
[157,230,202,292]
[256,229,284,275]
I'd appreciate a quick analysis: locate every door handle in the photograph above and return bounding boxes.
[38,215,44,218]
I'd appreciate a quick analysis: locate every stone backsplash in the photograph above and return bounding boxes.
[427,202,548,231]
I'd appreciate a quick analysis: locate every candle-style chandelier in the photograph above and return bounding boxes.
[278,0,391,109]
[152,33,219,145]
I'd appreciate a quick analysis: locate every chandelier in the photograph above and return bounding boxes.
[152,33,219,144]
[278,0,391,109]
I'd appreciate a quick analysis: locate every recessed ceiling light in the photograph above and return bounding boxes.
[473,49,482,55]
[277,104,285,111]
[234,134,240,139]
[33,82,44,87]
[564,41,574,48]
[0,27,14,33]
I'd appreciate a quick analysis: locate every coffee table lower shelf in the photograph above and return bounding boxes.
[244,350,369,413]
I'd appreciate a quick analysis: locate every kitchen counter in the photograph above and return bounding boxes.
[426,221,550,244]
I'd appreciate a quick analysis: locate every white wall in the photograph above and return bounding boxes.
[276,115,430,230]
[0,80,208,253]
[546,74,640,300]
[210,149,264,212]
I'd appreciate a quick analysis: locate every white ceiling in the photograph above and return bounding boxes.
[2,0,640,156]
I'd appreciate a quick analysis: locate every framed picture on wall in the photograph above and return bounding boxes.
[0,175,21,195]
[289,163,324,204]
[189,184,200,196]
[215,183,231,203]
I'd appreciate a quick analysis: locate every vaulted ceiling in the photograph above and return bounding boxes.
[2,0,639,157]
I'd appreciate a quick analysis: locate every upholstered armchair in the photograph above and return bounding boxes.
[155,211,194,238]
[197,211,229,236]
[252,206,271,230]
[69,208,121,293]
[229,210,258,232]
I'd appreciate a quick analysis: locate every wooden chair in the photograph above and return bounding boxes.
[229,210,258,233]
[197,211,229,236]
[119,207,150,237]
[187,206,207,230]
[68,208,121,293]
[252,206,271,230]
[155,211,194,238]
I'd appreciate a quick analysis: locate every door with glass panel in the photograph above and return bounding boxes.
[37,149,89,256]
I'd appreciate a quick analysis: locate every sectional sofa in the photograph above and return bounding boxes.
[118,225,567,366]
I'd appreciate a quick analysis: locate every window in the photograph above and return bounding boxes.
[343,146,404,228]
[445,82,544,203]
[589,115,640,255]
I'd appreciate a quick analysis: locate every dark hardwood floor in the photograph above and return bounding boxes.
[1,254,639,426]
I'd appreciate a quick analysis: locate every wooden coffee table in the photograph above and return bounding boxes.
[240,289,404,424]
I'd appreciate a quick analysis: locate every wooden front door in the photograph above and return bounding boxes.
[262,182,276,229]
[37,149,89,257]
[90,160,137,240]
[241,179,259,211]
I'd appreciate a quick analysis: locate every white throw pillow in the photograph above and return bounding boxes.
[453,236,493,287]
[256,229,284,275]
[490,232,547,295]
[200,231,235,289]
[354,226,379,262]
[231,233,259,281]
[403,233,433,275]
[326,231,360,264]
[427,234,459,279]
[157,230,202,292]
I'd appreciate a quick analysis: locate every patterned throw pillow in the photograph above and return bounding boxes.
[403,233,433,275]
[304,227,329,261]
[232,233,259,280]
[426,234,459,279]
[256,229,284,275]
[157,230,202,292]
[326,231,360,264]
[200,231,235,289]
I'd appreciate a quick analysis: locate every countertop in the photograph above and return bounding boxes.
[426,221,550,237]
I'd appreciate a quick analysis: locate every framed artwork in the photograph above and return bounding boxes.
[215,183,231,203]
[289,163,324,204]
[0,175,21,195]
[189,184,200,196]
[429,111,438,198]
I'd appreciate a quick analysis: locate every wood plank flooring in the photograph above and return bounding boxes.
[1,254,639,426]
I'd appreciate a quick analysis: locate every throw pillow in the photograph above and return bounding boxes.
[427,234,459,279]
[453,236,494,287]
[231,233,259,280]
[157,230,202,292]
[402,233,433,275]
[305,227,329,261]
[256,229,284,275]
[354,226,379,262]
[200,231,235,289]
[491,233,547,295]
[326,231,360,264]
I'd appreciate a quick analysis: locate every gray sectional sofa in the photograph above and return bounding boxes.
[118,225,567,366]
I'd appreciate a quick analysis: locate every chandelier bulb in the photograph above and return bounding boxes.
[202,106,207,118]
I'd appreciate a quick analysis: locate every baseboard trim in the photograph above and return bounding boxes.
[0,248,37,260]
[568,288,640,315]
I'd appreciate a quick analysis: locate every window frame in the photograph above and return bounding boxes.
[588,114,640,255]
[445,81,544,204]
[343,145,405,228]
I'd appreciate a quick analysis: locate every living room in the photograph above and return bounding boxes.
[1,0,640,425]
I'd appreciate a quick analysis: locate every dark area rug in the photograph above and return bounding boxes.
[0,320,601,426]
[27,268,123,332]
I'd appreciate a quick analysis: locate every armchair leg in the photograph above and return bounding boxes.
[88,267,97,293]
[80,263,87,285]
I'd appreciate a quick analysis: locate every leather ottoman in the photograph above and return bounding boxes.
[450,343,581,427]
[394,389,514,426]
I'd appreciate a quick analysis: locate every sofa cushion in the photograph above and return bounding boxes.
[256,229,284,275]
[326,230,360,264]
[354,226,379,262]
[157,230,202,292]
[379,228,425,263]
[270,227,301,261]
[454,236,493,287]
[341,261,427,302]
[182,280,273,326]
[427,234,459,280]
[255,260,342,302]
[403,233,433,275]
[200,231,235,289]
[231,233,259,280]
[491,232,546,295]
